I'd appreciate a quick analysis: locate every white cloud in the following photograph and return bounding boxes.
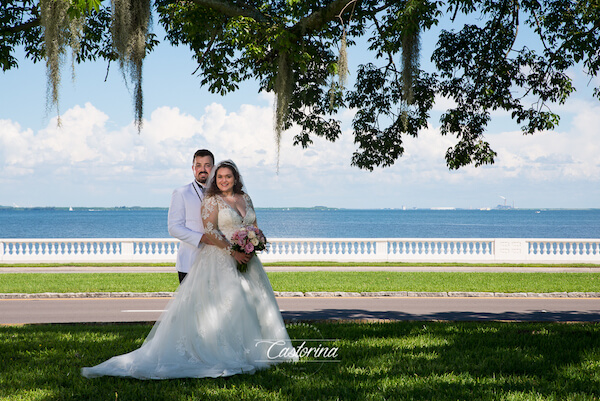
[0,97,599,208]
[486,101,600,182]
[0,120,35,176]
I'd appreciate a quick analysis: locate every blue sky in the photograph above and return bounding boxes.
[1,17,599,209]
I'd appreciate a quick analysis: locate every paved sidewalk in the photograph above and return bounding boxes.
[2,265,600,273]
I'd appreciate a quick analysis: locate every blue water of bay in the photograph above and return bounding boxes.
[1,208,599,239]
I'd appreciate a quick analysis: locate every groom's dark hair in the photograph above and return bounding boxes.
[193,149,214,164]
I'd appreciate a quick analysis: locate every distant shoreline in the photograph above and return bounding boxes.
[2,206,599,212]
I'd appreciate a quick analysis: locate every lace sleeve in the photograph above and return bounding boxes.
[244,193,258,228]
[201,196,231,250]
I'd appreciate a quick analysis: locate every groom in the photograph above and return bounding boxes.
[168,149,215,283]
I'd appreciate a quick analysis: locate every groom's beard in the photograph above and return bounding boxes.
[196,172,209,184]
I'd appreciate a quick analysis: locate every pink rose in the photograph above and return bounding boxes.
[244,242,254,253]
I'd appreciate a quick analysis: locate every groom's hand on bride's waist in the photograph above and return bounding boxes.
[199,234,214,246]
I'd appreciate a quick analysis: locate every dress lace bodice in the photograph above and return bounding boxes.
[201,193,256,244]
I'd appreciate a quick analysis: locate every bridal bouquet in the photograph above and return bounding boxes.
[230,226,267,273]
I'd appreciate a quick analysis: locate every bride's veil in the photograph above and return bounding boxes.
[206,160,248,194]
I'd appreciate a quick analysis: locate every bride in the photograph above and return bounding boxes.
[81,160,297,379]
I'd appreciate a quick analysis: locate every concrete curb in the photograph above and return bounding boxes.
[2,291,599,299]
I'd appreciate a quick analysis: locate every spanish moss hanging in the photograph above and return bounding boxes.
[40,0,83,126]
[274,51,293,172]
[401,27,420,106]
[111,0,151,132]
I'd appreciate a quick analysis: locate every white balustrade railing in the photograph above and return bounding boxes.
[0,239,179,263]
[1,238,600,264]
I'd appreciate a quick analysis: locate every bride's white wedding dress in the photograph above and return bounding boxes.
[81,193,296,379]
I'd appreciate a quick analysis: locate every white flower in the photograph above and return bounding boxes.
[248,231,257,239]
[251,238,259,246]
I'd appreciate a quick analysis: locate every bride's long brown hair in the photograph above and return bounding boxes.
[205,161,245,197]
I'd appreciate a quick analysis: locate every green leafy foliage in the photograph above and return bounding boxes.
[0,0,43,70]
[2,0,599,170]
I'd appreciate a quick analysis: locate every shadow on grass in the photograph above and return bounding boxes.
[0,322,599,400]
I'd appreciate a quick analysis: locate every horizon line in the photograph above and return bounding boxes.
[2,206,600,211]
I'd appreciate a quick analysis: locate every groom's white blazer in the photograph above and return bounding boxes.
[168,181,205,274]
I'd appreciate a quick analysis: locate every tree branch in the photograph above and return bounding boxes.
[504,1,519,59]
[292,0,357,33]
[1,18,40,35]
[190,0,271,22]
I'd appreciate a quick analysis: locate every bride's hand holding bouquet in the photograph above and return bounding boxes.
[230,226,267,273]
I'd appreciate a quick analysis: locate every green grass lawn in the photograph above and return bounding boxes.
[1,321,599,400]
[2,267,599,400]
[1,271,599,294]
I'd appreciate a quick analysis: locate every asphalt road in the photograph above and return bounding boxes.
[2,296,600,325]
[2,265,599,325]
